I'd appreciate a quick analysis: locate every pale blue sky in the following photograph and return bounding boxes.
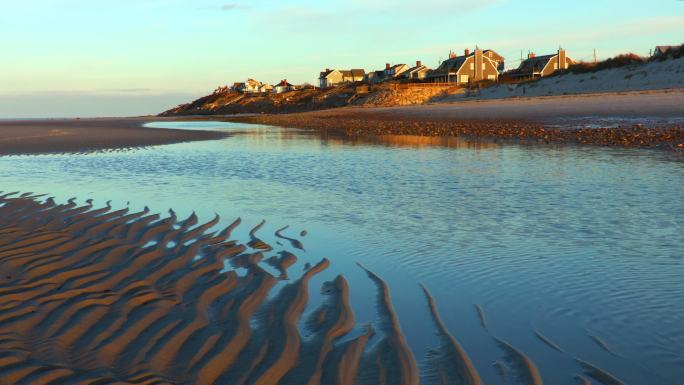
[1,0,682,117]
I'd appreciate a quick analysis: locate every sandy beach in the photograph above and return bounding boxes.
[0,191,641,385]
[0,117,228,155]
[0,192,424,385]
[227,90,684,149]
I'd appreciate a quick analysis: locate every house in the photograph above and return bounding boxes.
[401,61,430,80]
[232,79,262,93]
[507,49,575,80]
[384,63,409,79]
[427,48,503,84]
[653,45,682,58]
[483,50,506,74]
[364,70,386,84]
[319,69,366,88]
[273,79,296,94]
[258,83,273,93]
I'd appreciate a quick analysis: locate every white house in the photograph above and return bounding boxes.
[273,79,296,94]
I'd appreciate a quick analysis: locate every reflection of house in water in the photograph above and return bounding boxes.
[316,132,500,150]
[506,49,575,80]
[427,48,504,84]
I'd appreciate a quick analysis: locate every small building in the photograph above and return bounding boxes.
[507,49,575,80]
[652,45,682,58]
[384,63,409,79]
[258,83,273,93]
[427,48,503,84]
[273,79,296,94]
[401,61,430,80]
[364,70,386,84]
[319,69,366,88]
[232,79,262,93]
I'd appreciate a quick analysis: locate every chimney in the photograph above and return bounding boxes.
[465,48,470,56]
[416,60,422,67]
[385,63,391,70]
[326,68,330,72]
[528,52,536,59]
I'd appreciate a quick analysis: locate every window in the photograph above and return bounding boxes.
[554,63,558,70]
[470,63,474,70]
[460,75,470,83]
[482,63,486,70]
[487,75,496,80]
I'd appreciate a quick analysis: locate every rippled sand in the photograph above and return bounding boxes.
[0,192,635,385]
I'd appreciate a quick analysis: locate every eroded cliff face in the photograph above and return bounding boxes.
[160,83,461,116]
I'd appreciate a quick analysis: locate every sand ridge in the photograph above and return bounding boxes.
[0,118,228,155]
[0,192,638,385]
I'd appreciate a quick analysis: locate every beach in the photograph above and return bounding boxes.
[0,117,228,155]
[1,117,682,384]
[227,89,684,149]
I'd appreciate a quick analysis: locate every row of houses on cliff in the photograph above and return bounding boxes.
[319,47,575,88]
[225,44,679,95]
[229,79,297,94]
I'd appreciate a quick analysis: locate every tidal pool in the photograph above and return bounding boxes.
[1,121,682,384]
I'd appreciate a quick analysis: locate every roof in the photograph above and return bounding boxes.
[654,46,681,55]
[319,69,336,78]
[321,69,365,79]
[483,50,504,62]
[276,80,293,87]
[404,64,429,74]
[340,69,366,77]
[517,54,556,73]
[428,55,469,77]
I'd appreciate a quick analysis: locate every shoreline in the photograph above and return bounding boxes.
[0,117,229,155]
[222,90,684,150]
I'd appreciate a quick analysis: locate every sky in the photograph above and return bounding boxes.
[1,0,683,118]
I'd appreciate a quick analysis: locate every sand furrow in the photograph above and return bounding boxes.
[358,264,419,385]
[421,285,483,385]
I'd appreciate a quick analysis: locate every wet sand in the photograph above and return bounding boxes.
[226,90,684,150]
[0,117,228,155]
[0,192,638,385]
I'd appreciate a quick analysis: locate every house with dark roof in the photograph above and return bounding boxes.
[232,78,262,93]
[364,70,387,84]
[384,63,409,79]
[273,79,296,94]
[507,49,574,80]
[319,69,366,88]
[401,61,430,80]
[652,45,682,58]
[427,48,503,84]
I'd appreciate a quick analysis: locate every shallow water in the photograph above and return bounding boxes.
[1,121,683,384]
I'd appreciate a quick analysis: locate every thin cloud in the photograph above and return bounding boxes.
[221,3,247,11]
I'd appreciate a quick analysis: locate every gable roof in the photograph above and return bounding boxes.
[276,80,293,87]
[340,69,366,77]
[320,69,337,78]
[518,54,556,73]
[654,46,681,55]
[404,64,428,74]
[483,50,504,62]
